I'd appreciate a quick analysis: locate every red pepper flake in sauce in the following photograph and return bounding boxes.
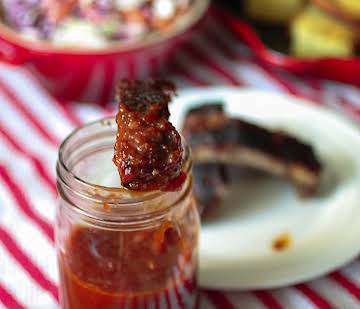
[102,202,110,211]
[113,79,185,192]
[272,232,292,252]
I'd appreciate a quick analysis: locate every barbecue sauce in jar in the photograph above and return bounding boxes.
[56,81,199,309]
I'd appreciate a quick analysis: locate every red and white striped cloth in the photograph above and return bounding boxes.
[0,14,360,309]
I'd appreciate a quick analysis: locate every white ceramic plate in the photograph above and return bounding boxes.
[170,87,360,290]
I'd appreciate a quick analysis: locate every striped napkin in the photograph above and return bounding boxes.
[0,13,360,309]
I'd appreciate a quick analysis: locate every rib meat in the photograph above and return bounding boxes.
[192,162,229,216]
[113,79,184,192]
[183,103,322,207]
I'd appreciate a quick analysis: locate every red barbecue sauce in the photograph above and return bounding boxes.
[59,213,198,308]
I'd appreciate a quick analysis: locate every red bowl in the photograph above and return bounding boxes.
[212,7,360,87]
[0,0,209,104]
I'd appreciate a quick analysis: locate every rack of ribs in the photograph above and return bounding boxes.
[183,103,322,214]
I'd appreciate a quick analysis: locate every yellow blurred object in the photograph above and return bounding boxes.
[245,0,305,24]
[333,0,360,19]
[291,5,356,58]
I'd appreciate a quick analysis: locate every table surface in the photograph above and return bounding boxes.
[0,13,360,309]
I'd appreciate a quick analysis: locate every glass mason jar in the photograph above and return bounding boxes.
[56,118,200,309]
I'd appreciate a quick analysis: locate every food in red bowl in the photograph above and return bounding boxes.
[213,2,360,87]
[0,0,209,103]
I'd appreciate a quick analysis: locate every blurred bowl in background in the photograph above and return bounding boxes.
[212,6,360,87]
[0,0,209,104]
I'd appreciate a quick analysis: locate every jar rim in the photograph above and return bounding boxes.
[57,116,192,209]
